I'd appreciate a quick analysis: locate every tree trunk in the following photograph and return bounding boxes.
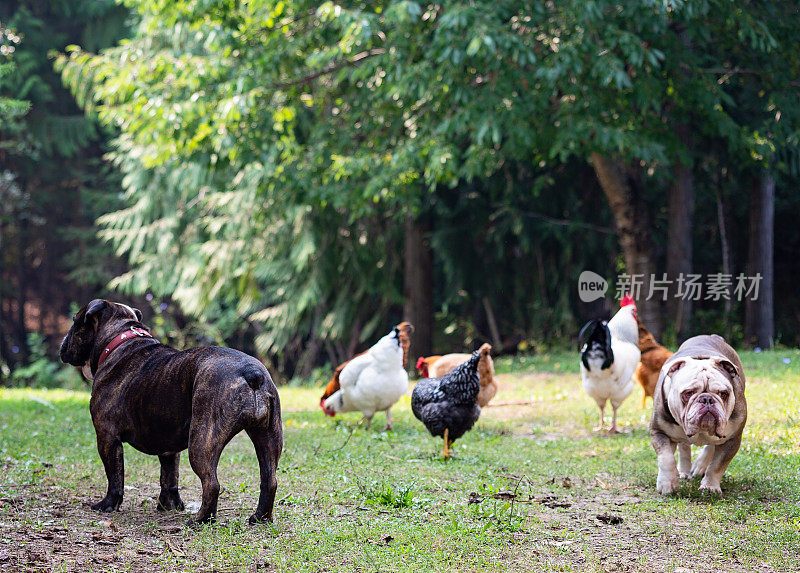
[716,189,733,339]
[15,217,28,365]
[590,153,664,338]
[666,124,694,342]
[744,169,774,349]
[0,219,7,376]
[403,214,433,365]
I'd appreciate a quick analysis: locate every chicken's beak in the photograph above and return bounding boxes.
[320,399,336,417]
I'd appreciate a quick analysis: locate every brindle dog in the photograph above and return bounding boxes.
[59,299,282,525]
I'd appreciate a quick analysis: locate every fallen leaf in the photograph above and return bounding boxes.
[596,513,623,525]
[165,537,185,557]
[136,548,161,556]
[160,525,182,533]
[543,500,572,509]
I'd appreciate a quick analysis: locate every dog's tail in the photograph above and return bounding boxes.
[240,363,267,390]
[240,363,280,429]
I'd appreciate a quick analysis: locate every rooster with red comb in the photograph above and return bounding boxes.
[578,294,641,433]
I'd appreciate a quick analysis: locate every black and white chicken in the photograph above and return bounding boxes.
[579,294,640,433]
[411,349,482,457]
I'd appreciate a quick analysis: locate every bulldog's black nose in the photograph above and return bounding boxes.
[698,394,715,405]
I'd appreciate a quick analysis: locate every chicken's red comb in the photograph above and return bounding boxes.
[620,293,636,308]
[416,356,426,370]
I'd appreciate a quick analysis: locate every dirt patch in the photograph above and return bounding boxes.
[0,482,273,572]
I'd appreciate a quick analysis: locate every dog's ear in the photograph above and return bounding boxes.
[132,307,143,321]
[84,299,109,324]
[666,359,686,378]
[713,358,741,383]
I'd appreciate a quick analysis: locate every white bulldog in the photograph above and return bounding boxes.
[649,334,747,495]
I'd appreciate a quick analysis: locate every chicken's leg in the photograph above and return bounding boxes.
[381,409,393,432]
[362,414,373,430]
[593,405,605,432]
[609,406,622,434]
[442,428,451,458]
[641,392,647,409]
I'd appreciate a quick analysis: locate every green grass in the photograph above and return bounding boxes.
[1,350,799,571]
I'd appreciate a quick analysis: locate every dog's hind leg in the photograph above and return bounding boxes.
[187,423,238,525]
[246,424,283,524]
[677,443,692,479]
[157,453,185,511]
[691,444,715,479]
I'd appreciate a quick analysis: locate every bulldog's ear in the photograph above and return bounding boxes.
[84,299,109,323]
[713,358,740,382]
[132,307,143,321]
[666,359,686,378]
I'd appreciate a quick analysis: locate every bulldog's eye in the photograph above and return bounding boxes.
[719,390,730,401]
[680,389,695,404]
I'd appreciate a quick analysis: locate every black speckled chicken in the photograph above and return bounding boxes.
[411,349,481,457]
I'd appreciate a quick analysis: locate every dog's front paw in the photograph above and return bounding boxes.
[656,471,679,495]
[91,495,122,513]
[699,478,722,495]
[679,471,691,480]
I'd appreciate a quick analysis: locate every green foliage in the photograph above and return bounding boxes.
[54,0,800,375]
[363,482,421,509]
[0,23,30,153]
[0,1,130,372]
[9,333,83,388]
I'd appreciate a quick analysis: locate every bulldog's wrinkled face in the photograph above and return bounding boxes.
[665,357,738,439]
[59,299,142,370]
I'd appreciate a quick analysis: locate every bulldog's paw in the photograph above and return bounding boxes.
[157,490,185,512]
[656,471,679,495]
[156,496,186,511]
[248,512,273,526]
[699,478,722,495]
[91,495,122,513]
[691,460,713,479]
[679,472,691,480]
[186,513,216,528]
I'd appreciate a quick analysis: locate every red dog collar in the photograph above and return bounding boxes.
[97,326,154,369]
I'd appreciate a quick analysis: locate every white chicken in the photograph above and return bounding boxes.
[322,326,409,430]
[579,294,640,433]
